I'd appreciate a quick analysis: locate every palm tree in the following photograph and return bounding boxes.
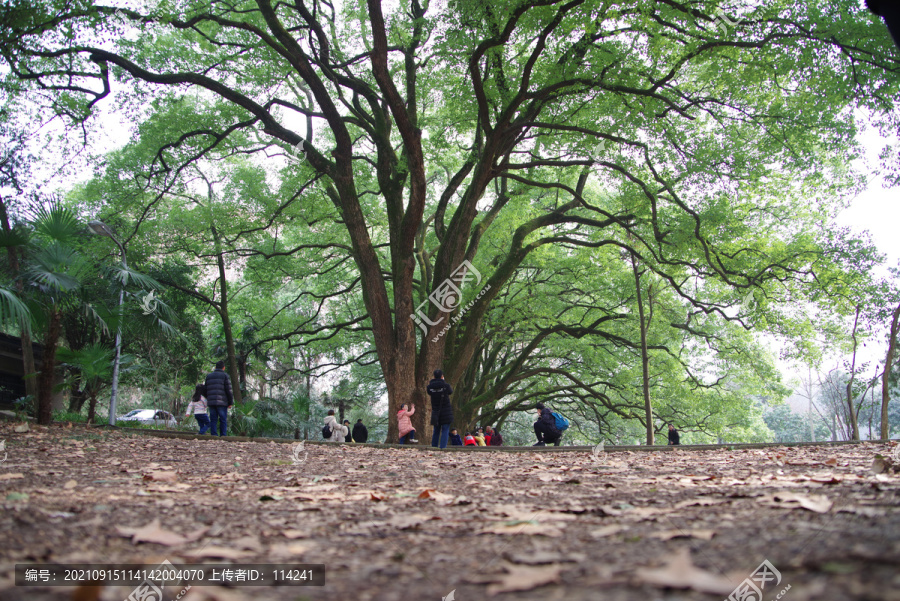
[57,342,113,424]
[5,203,169,424]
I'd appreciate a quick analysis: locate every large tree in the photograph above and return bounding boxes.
[1,0,898,440]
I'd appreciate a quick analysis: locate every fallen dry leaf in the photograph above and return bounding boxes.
[810,473,843,485]
[0,473,24,480]
[758,492,833,513]
[231,535,263,552]
[478,521,564,537]
[269,542,313,557]
[651,529,716,541]
[116,518,191,546]
[417,488,452,502]
[387,513,431,530]
[63,479,78,489]
[507,551,586,564]
[634,548,735,595]
[143,470,178,482]
[485,563,564,595]
[281,529,307,539]
[181,546,253,560]
[590,524,629,538]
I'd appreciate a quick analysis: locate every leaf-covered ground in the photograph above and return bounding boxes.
[0,423,898,601]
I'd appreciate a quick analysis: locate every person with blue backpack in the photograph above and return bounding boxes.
[533,402,568,446]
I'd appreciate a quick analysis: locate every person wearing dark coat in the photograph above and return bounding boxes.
[449,428,463,446]
[533,402,560,446]
[204,360,234,436]
[488,426,503,446]
[343,420,353,443]
[667,424,680,446]
[352,419,368,443]
[426,369,453,449]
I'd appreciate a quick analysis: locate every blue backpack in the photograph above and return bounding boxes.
[551,411,569,432]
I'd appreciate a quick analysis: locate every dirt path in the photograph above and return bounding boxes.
[0,423,898,601]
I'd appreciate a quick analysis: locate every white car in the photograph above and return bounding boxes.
[117,409,177,427]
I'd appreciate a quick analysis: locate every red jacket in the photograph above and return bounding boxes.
[484,434,492,445]
[463,435,476,446]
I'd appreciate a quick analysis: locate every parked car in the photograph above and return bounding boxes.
[117,409,177,427]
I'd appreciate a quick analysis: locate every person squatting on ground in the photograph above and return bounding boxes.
[324,410,349,442]
[533,402,561,446]
[397,403,418,444]
[352,419,368,443]
[204,360,234,436]
[185,384,210,435]
[427,369,453,449]
[487,425,503,446]
[463,432,477,446]
[668,424,680,445]
[449,428,463,446]
[474,428,486,446]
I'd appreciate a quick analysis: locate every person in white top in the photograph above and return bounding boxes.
[323,410,349,442]
[185,384,210,434]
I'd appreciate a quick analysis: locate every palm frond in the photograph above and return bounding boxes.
[81,303,110,337]
[31,204,81,244]
[105,264,162,290]
[0,287,32,333]
[0,227,29,249]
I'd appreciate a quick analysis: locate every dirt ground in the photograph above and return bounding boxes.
[0,422,898,601]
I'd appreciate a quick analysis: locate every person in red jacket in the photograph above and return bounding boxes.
[483,427,492,446]
[463,432,477,446]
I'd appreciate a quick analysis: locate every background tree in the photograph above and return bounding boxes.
[1,0,898,438]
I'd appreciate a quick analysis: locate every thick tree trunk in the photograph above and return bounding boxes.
[37,308,61,425]
[87,391,98,424]
[0,197,38,401]
[211,223,243,405]
[881,302,900,439]
[67,381,87,413]
[846,305,861,441]
[631,251,654,446]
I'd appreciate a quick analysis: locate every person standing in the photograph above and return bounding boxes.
[204,360,234,436]
[324,410,348,442]
[667,424,681,445]
[397,403,418,444]
[352,419,368,443]
[185,384,210,435]
[533,402,560,446]
[426,369,453,449]
[343,419,353,442]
